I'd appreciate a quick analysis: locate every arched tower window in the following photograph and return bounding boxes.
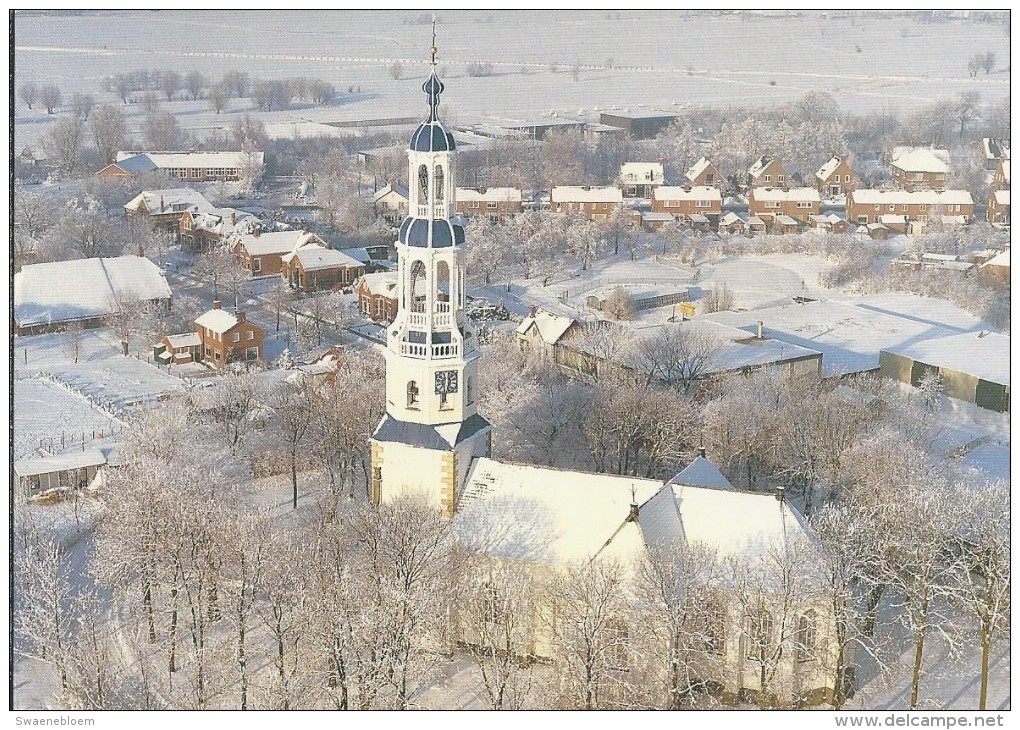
[407,380,419,408]
[435,260,450,308]
[418,164,429,204]
[409,260,427,313]
[434,164,445,204]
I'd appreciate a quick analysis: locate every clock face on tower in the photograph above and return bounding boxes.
[435,370,459,394]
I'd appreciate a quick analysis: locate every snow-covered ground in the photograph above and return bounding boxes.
[13,379,124,461]
[13,10,1010,152]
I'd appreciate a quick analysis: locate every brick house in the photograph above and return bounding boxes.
[747,155,789,188]
[280,245,366,292]
[992,159,1010,190]
[810,213,852,234]
[814,155,856,197]
[179,207,256,253]
[987,190,1010,226]
[373,183,410,226]
[124,188,213,235]
[98,150,262,183]
[550,186,623,221]
[685,157,724,188]
[617,162,665,198]
[981,138,1010,171]
[846,189,974,226]
[194,301,264,368]
[747,187,820,225]
[355,272,399,323]
[157,332,203,365]
[455,187,523,222]
[651,186,723,223]
[888,147,949,191]
[232,230,328,277]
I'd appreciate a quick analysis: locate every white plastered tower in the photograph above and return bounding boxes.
[369,44,491,517]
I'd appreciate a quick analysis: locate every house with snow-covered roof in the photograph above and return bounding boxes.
[193,300,264,368]
[888,146,949,191]
[814,155,856,197]
[980,137,1010,171]
[685,156,724,189]
[651,186,723,225]
[515,308,580,360]
[748,187,819,228]
[846,189,973,227]
[14,254,172,336]
[455,186,523,222]
[979,249,1009,288]
[98,150,262,183]
[281,244,366,292]
[179,206,257,253]
[125,188,214,233]
[992,159,1010,190]
[355,272,400,323]
[373,183,410,226]
[550,186,623,221]
[232,230,329,277]
[617,162,665,198]
[746,155,789,188]
[879,331,1010,413]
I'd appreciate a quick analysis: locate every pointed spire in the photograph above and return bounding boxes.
[430,14,438,68]
[422,16,444,122]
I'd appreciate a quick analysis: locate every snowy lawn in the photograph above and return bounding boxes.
[44,356,188,415]
[13,378,124,460]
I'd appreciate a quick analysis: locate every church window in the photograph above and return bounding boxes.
[407,380,420,408]
[435,260,450,306]
[434,164,445,203]
[604,620,630,671]
[418,164,429,203]
[746,608,775,662]
[466,376,474,405]
[797,610,817,662]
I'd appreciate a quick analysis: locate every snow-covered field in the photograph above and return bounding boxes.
[12,10,1010,152]
[13,378,124,461]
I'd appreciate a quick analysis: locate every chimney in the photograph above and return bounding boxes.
[230,211,236,225]
[212,300,222,310]
[775,485,785,503]
[253,227,261,238]
[528,305,538,318]
[757,321,764,339]
[236,311,246,323]
[160,196,165,212]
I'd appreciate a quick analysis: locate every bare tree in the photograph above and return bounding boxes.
[143,108,186,151]
[70,92,96,121]
[269,379,312,510]
[161,70,181,101]
[15,537,74,691]
[632,325,720,394]
[184,70,206,100]
[40,85,62,114]
[90,103,127,166]
[207,371,265,454]
[603,287,635,320]
[209,82,229,114]
[44,115,85,176]
[19,81,38,110]
[702,282,734,313]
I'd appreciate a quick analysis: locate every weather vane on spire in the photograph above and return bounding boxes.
[430,14,438,67]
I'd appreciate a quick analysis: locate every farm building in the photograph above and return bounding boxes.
[14,448,111,501]
[599,111,677,139]
[14,255,172,336]
[879,332,1009,413]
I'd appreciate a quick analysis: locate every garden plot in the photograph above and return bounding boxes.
[44,355,188,416]
[13,378,124,461]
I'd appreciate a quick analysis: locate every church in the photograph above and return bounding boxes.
[368,39,837,708]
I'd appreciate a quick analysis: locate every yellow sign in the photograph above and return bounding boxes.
[680,303,697,317]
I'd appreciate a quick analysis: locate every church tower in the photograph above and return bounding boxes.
[369,32,491,517]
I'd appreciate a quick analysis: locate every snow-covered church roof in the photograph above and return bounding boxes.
[667,455,733,490]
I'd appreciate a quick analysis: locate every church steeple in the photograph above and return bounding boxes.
[369,27,491,517]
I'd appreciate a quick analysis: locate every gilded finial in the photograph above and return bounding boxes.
[430,15,437,67]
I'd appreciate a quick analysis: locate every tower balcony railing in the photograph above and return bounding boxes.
[406,311,452,328]
[434,312,451,328]
[435,301,451,313]
[399,341,461,359]
[408,312,428,328]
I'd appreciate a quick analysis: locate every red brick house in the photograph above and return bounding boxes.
[981,138,1010,171]
[281,245,366,292]
[455,187,523,222]
[617,162,664,198]
[550,186,623,221]
[987,190,1010,226]
[355,272,399,323]
[232,230,328,277]
[888,147,949,192]
[747,155,789,188]
[992,159,1010,190]
[651,186,722,222]
[747,187,820,224]
[179,207,256,253]
[194,301,264,368]
[685,157,724,188]
[846,189,974,226]
[157,332,202,365]
[815,155,856,197]
[125,188,213,234]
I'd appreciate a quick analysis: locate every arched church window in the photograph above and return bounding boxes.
[407,381,419,408]
[435,260,450,306]
[434,164,445,204]
[797,609,817,662]
[418,164,429,203]
[410,260,427,313]
[746,608,775,662]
